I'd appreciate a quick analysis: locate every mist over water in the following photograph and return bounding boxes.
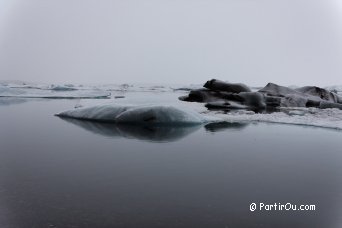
[1,0,342,86]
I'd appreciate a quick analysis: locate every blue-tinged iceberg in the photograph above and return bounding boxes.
[56,104,215,125]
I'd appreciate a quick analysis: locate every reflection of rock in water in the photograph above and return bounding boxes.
[58,117,201,142]
[204,122,249,132]
[0,98,28,106]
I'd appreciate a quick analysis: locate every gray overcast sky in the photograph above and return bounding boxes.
[1,0,342,86]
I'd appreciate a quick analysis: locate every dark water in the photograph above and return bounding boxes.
[0,99,342,228]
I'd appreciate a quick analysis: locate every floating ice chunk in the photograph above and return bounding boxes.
[49,84,77,91]
[0,86,110,99]
[325,85,342,93]
[64,84,75,87]
[295,86,341,103]
[259,83,303,97]
[239,92,266,108]
[56,104,214,125]
[280,94,308,107]
[205,101,248,110]
[288,110,306,116]
[204,79,251,93]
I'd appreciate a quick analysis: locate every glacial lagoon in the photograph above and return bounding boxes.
[0,89,342,228]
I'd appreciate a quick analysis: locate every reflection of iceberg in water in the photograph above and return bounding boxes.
[58,117,202,142]
[204,122,249,132]
[0,98,28,106]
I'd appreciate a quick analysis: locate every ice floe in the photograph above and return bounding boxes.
[49,84,77,91]
[56,104,216,125]
[205,108,342,130]
[0,85,110,99]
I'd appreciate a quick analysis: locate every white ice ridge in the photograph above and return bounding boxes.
[0,85,110,99]
[56,104,216,125]
[206,108,342,130]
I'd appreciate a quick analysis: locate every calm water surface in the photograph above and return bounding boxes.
[0,98,342,228]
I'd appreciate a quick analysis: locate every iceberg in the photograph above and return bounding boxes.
[49,84,77,91]
[204,79,251,93]
[180,79,342,110]
[178,79,342,130]
[56,104,214,125]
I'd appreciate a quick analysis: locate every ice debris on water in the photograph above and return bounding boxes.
[0,85,110,99]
